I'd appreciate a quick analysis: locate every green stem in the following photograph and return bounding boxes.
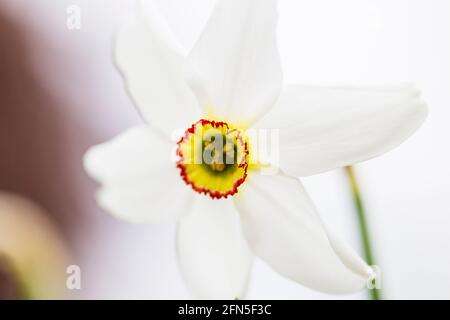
[344,166,381,300]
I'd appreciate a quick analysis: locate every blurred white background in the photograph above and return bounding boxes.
[0,0,448,299]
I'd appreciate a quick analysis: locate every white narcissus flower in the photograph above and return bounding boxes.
[84,0,427,299]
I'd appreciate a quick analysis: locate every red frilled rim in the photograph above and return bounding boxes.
[176,119,249,199]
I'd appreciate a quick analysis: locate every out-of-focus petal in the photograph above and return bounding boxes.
[177,196,252,299]
[84,126,192,223]
[116,1,201,137]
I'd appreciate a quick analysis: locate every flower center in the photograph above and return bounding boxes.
[176,119,249,199]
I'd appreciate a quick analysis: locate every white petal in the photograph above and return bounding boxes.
[186,0,282,126]
[234,173,370,293]
[84,126,191,223]
[149,0,216,53]
[255,84,428,176]
[116,2,201,137]
[177,197,252,299]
